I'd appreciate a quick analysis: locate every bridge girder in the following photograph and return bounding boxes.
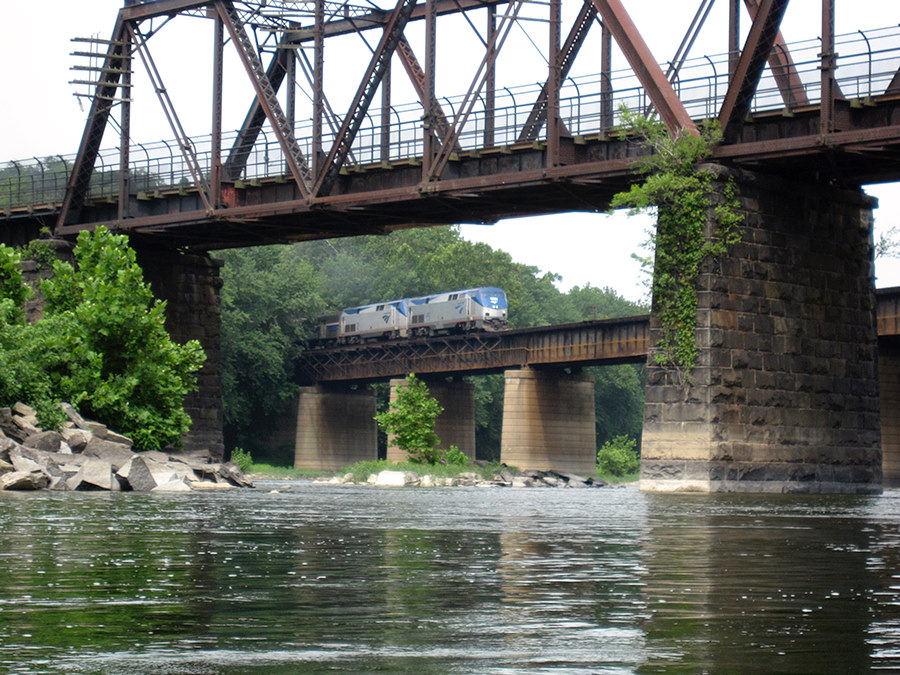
[25,0,900,246]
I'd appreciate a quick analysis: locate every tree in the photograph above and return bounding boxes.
[219,246,326,461]
[375,373,444,464]
[30,227,207,449]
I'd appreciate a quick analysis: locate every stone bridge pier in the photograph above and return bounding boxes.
[640,166,882,494]
[292,384,378,470]
[136,249,225,460]
[500,366,597,475]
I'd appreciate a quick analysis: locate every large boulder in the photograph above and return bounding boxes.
[0,436,18,462]
[151,477,192,492]
[118,456,160,492]
[218,461,254,488]
[83,438,136,472]
[9,447,43,474]
[67,458,115,491]
[60,427,91,453]
[0,470,50,490]
[373,470,419,487]
[23,431,63,453]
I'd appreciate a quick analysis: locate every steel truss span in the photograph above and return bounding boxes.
[2,0,900,249]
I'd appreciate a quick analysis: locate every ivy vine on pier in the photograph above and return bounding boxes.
[611,110,743,391]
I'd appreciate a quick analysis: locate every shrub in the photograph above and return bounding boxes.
[374,373,444,464]
[230,447,253,472]
[442,445,468,466]
[597,435,640,477]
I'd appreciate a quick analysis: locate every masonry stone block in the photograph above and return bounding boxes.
[136,249,224,460]
[641,165,882,494]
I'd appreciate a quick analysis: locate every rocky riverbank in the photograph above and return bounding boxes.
[319,467,610,488]
[0,402,253,492]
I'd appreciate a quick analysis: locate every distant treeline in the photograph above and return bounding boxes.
[219,225,648,465]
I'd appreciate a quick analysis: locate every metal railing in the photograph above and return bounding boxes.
[3,25,899,212]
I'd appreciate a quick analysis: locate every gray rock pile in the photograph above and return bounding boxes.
[322,467,608,488]
[0,402,253,492]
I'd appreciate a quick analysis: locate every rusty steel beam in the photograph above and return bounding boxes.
[314,0,419,196]
[120,0,210,21]
[218,1,312,197]
[718,0,791,143]
[287,0,511,42]
[546,0,562,167]
[222,48,291,181]
[518,0,597,143]
[821,0,837,134]
[211,12,224,208]
[887,66,900,95]
[56,15,128,231]
[743,0,808,108]
[590,0,698,136]
[395,36,459,153]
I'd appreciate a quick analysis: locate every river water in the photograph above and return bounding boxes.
[1,482,899,674]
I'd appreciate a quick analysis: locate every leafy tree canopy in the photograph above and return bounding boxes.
[0,227,205,449]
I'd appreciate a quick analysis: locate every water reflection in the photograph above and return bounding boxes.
[639,494,897,673]
[0,485,899,673]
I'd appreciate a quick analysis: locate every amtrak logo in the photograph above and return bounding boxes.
[490,296,499,305]
[455,304,464,314]
[381,315,390,323]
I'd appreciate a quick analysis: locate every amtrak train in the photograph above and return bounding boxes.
[313,287,508,345]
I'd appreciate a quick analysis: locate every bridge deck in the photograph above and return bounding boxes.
[3,13,900,250]
[298,289,900,383]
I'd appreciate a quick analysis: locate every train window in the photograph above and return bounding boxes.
[376,304,385,311]
[449,293,458,300]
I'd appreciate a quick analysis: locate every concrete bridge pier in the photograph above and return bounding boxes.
[499,367,597,474]
[386,377,476,462]
[640,167,882,494]
[293,385,378,470]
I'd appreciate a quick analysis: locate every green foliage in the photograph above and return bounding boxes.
[22,238,57,272]
[611,109,742,389]
[36,227,206,448]
[219,246,326,461]
[0,227,205,446]
[0,244,30,323]
[596,435,640,477]
[443,445,469,466]
[375,373,444,464]
[230,447,253,473]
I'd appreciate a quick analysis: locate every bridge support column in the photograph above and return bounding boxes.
[137,249,225,460]
[500,367,596,474]
[386,377,476,462]
[879,339,900,487]
[640,167,881,493]
[294,385,377,470]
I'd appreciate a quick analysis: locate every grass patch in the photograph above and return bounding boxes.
[247,463,330,480]
[596,469,640,484]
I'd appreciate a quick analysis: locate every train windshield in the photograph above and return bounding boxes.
[471,288,508,310]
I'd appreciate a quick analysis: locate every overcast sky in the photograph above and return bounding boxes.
[2,1,898,303]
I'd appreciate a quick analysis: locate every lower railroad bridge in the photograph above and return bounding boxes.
[286,289,900,487]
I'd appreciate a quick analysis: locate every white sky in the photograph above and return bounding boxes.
[2,1,899,304]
